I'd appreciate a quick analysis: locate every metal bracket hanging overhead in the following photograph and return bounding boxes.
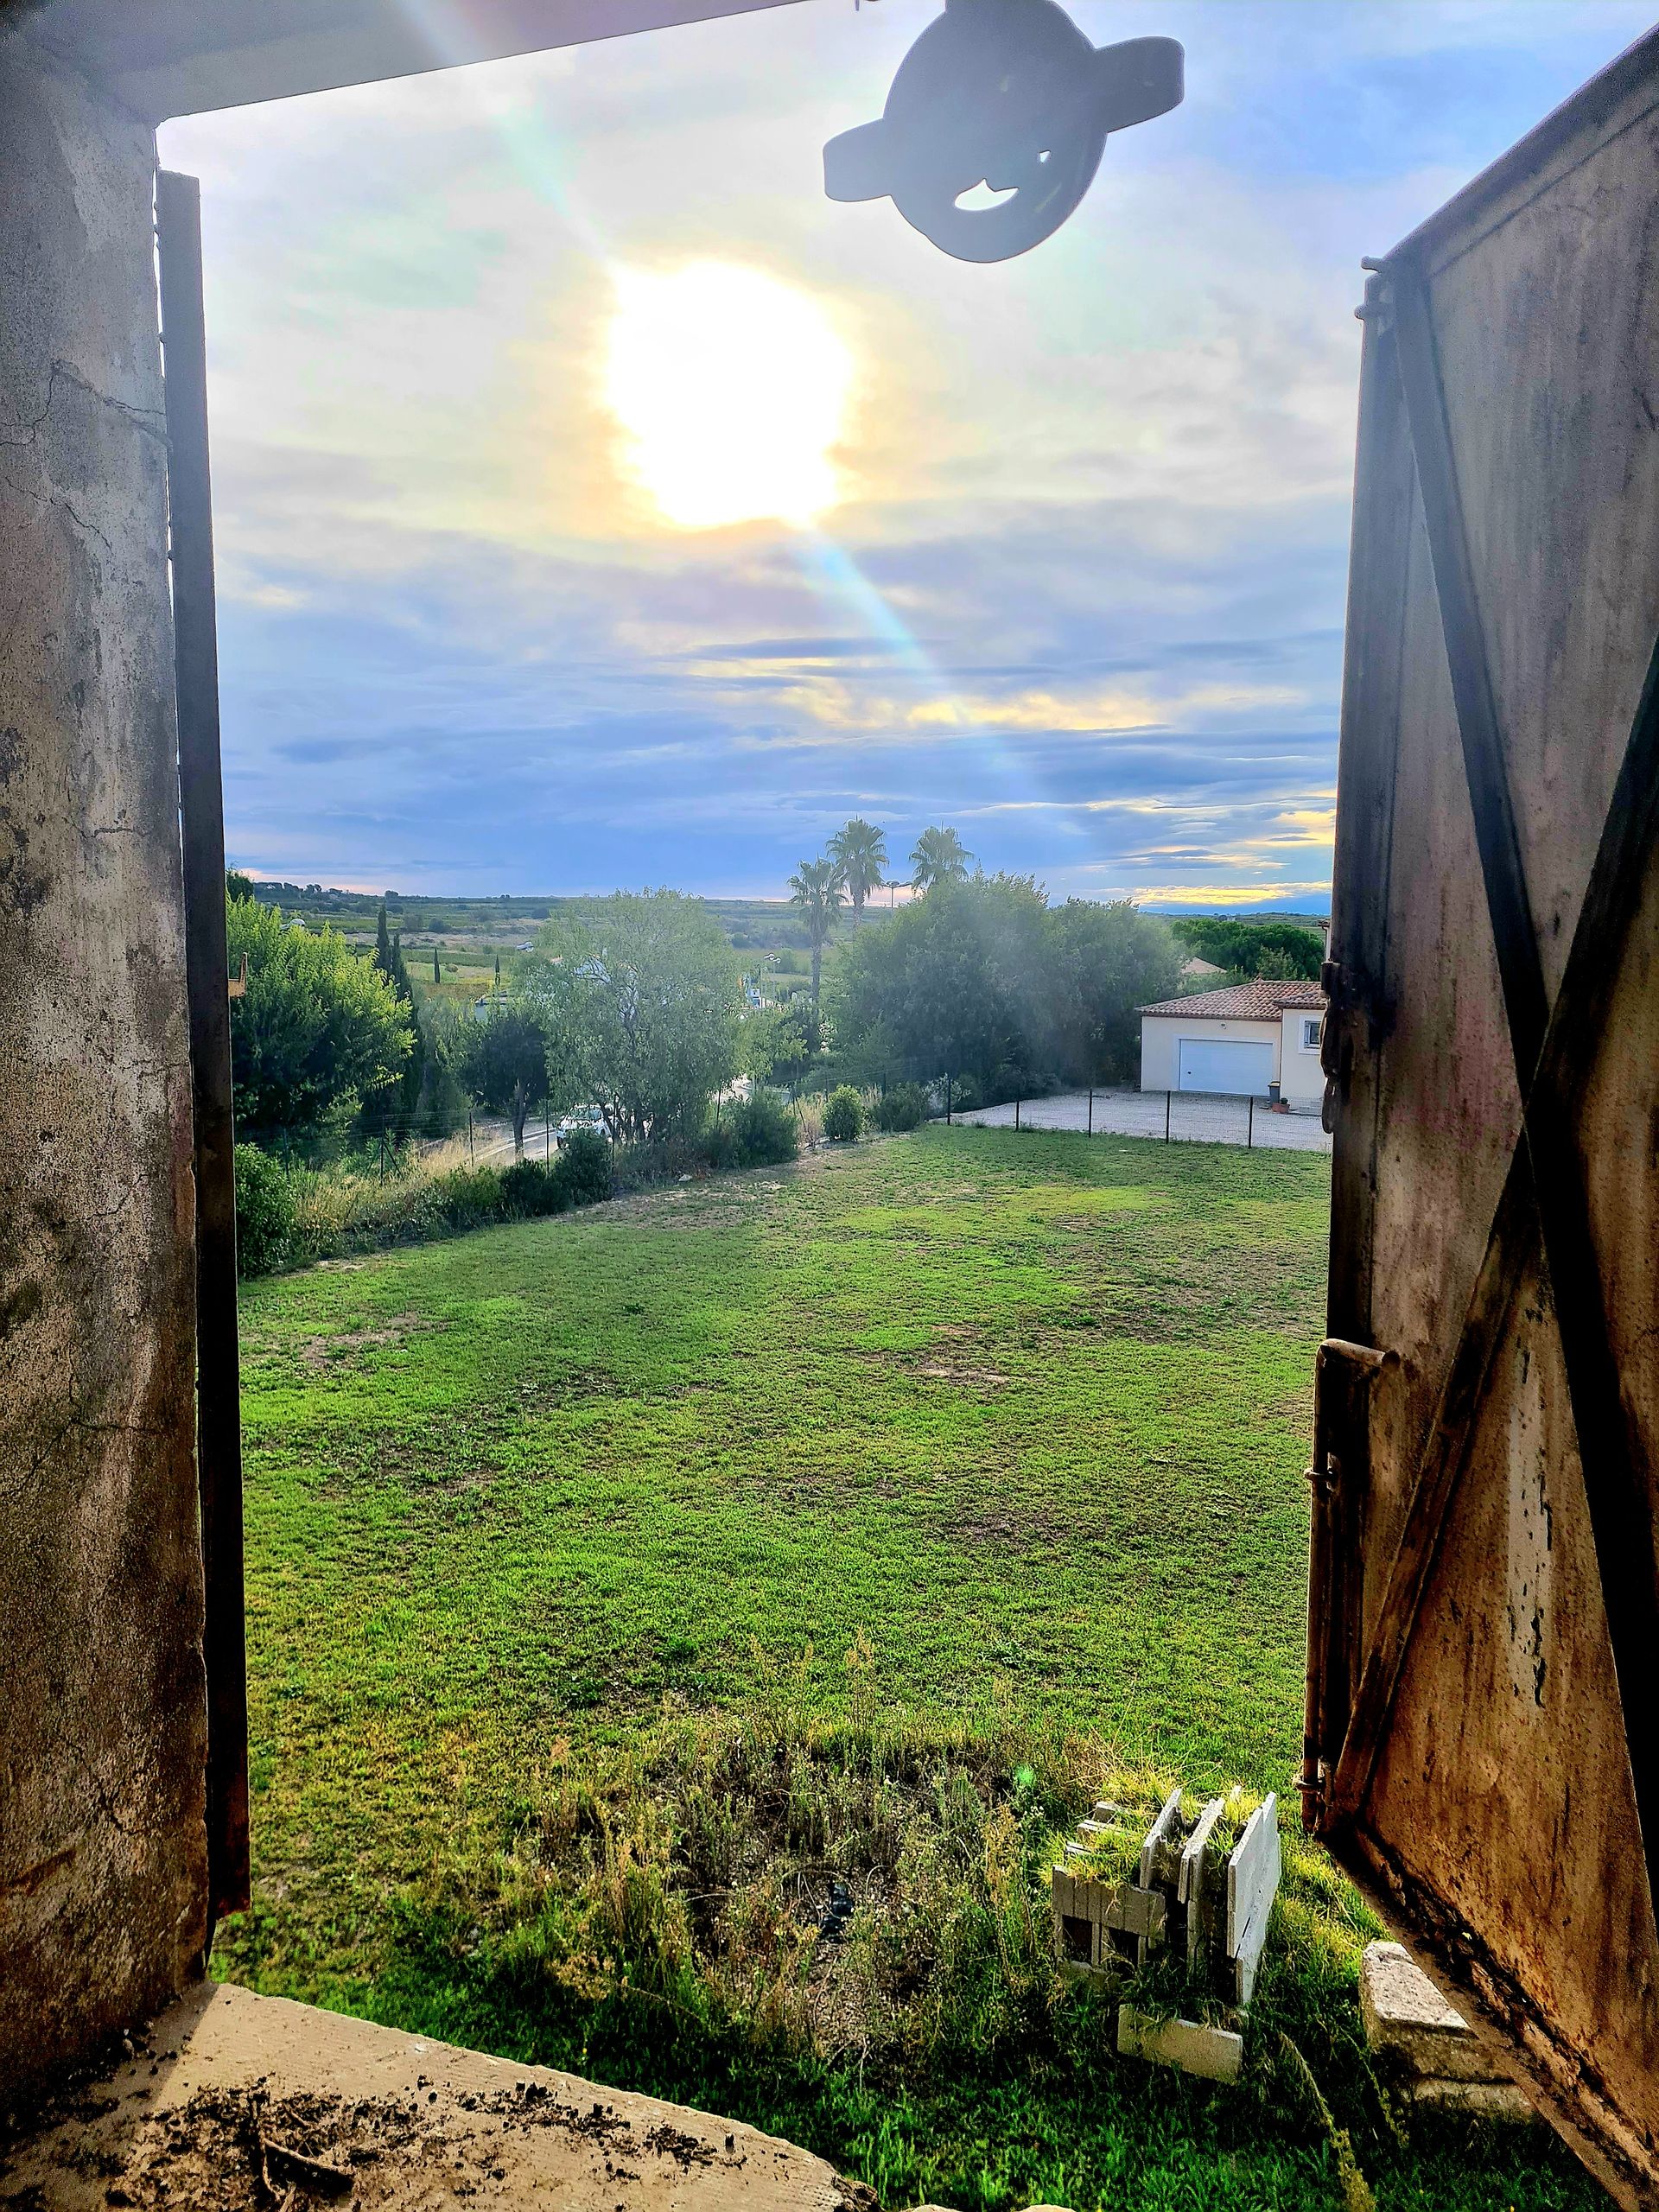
[824,0,1183,264]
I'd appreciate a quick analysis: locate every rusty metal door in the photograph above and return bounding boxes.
[1306,29,1659,2209]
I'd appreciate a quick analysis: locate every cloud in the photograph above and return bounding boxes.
[162,1,1652,897]
[750,674,1311,739]
[1130,881,1334,908]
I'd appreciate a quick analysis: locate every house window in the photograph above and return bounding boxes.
[1300,1017,1321,1051]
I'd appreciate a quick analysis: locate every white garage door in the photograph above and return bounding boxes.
[1177,1037,1274,1096]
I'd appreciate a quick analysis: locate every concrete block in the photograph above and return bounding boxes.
[1406,2078,1538,2122]
[1179,1798,1225,1970]
[1359,1942,1514,2085]
[1105,1885,1166,1943]
[1139,1786,1185,1888]
[1225,1795,1281,2007]
[1178,1799,1224,1904]
[1117,2005,1244,2084]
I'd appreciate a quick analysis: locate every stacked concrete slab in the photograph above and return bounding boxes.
[1051,1789,1282,2084]
[1359,1943,1532,2120]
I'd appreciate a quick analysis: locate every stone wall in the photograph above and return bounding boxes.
[0,30,207,2100]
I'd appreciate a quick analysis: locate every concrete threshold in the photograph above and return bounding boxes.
[0,1980,873,2209]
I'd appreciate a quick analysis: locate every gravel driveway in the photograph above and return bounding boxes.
[951,1088,1332,1154]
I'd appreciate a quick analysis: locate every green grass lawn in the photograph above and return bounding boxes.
[221,1128,1602,2212]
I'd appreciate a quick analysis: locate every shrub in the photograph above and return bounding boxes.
[553,1127,613,1207]
[613,1135,704,1191]
[793,1098,823,1152]
[823,1085,863,1142]
[434,1165,506,1230]
[948,1073,982,1114]
[874,1083,927,1133]
[234,1142,295,1275]
[704,1118,741,1172]
[708,1090,799,1170]
[499,1157,568,1218]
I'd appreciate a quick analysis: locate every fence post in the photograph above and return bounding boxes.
[1249,1095,1255,1150]
[946,1073,953,1124]
[1087,1086,1094,1136]
[1166,1090,1172,1144]
[1014,1096,1020,1131]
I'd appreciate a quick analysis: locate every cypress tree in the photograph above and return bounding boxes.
[365,901,423,1144]
[389,930,412,1004]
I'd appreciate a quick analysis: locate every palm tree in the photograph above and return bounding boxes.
[909,825,972,893]
[828,817,888,926]
[788,856,845,1020]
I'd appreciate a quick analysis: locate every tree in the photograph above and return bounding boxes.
[739,1001,819,1094]
[831,873,1052,1094]
[412,996,471,1139]
[463,1004,559,1155]
[521,890,737,1144]
[361,899,425,1143]
[828,817,887,925]
[1048,899,1182,1085]
[1253,945,1304,982]
[788,856,844,1016]
[226,869,254,904]
[1168,915,1322,980]
[372,899,413,1004]
[909,824,972,893]
[226,897,413,1137]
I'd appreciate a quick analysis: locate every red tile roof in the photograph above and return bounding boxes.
[1137,980,1325,1021]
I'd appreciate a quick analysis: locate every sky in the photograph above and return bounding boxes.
[162,0,1656,907]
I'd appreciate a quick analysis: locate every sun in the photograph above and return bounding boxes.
[605,263,851,531]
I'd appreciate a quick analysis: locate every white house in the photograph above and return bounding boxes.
[1137,979,1326,1109]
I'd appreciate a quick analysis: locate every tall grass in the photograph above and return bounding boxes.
[286,1138,473,1253]
[240,1090,869,1274]
[236,1133,601,1274]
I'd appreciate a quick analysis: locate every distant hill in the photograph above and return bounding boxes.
[1143,902,1331,922]
[245,880,1327,946]
[244,882,828,952]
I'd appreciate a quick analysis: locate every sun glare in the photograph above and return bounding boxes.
[605,264,851,531]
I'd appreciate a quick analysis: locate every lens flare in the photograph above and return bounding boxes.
[606,264,850,531]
